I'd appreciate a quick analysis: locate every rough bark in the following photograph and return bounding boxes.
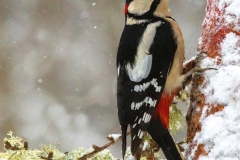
[186,0,240,159]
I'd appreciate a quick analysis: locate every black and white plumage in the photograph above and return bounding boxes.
[117,0,184,159]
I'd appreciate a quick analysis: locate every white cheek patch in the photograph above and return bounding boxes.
[126,21,162,82]
[128,0,154,15]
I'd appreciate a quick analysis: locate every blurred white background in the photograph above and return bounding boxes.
[0,0,206,158]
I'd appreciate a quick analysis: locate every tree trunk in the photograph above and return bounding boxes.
[186,0,240,159]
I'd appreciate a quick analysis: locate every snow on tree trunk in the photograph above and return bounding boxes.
[186,0,240,159]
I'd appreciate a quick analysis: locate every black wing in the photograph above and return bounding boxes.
[117,18,177,156]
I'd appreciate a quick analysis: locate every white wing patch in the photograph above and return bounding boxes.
[137,129,144,139]
[142,112,151,123]
[126,21,162,82]
[132,111,152,140]
[134,78,162,92]
[126,54,152,82]
[131,97,157,110]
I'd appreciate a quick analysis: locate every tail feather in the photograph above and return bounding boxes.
[158,131,183,160]
[130,127,142,156]
[121,125,128,159]
[148,119,183,160]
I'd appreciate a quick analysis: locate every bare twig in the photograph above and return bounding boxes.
[140,138,159,160]
[40,151,54,160]
[78,132,130,160]
[4,139,27,151]
[24,141,28,150]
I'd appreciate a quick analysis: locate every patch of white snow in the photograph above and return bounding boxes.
[192,27,240,160]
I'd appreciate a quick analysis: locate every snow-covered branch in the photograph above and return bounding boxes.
[186,0,240,159]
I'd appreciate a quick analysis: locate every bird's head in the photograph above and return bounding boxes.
[124,0,170,17]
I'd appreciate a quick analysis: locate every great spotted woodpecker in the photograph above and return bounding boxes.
[117,0,185,159]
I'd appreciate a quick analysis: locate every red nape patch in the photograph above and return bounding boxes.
[154,91,176,128]
[124,4,129,15]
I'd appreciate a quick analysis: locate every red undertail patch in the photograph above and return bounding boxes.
[154,91,176,128]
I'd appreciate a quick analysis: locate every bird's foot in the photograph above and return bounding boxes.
[184,66,217,78]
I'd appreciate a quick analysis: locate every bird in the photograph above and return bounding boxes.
[116,0,185,159]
